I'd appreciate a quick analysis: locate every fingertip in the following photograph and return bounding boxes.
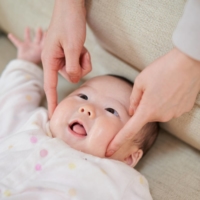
[106,141,122,157]
[65,63,81,83]
[69,76,80,83]
[129,105,135,116]
[47,103,57,119]
[85,52,90,61]
[38,27,42,31]
[81,52,92,77]
[67,68,81,83]
[7,33,14,40]
[7,33,12,41]
[105,150,115,157]
[48,111,52,120]
[85,52,91,65]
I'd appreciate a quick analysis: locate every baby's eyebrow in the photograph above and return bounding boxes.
[78,85,93,91]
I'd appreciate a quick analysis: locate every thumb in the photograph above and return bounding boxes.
[129,81,143,115]
[64,48,82,83]
[106,104,149,157]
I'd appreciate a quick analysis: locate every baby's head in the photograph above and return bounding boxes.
[50,75,159,167]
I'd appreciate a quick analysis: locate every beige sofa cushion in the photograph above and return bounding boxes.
[0,34,16,72]
[136,129,200,200]
[85,0,185,71]
[0,0,54,39]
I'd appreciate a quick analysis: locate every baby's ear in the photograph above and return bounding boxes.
[124,149,143,167]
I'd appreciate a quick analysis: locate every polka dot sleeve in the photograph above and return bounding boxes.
[0,59,44,137]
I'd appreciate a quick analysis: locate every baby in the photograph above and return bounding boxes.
[0,28,158,200]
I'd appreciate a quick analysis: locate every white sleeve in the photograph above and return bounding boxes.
[172,0,200,61]
[122,176,153,200]
[0,59,44,137]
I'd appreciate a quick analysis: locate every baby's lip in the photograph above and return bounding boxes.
[68,120,88,138]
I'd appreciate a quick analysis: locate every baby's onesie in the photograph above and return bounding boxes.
[0,60,152,200]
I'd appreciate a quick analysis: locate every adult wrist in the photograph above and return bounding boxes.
[54,0,86,18]
[175,48,200,69]
[174,48,200,90]
[55,0,85,9]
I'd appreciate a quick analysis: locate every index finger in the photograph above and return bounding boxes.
[106,105,150,157]
[43,64,58,118]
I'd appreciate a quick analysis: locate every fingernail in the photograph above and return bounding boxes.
[70,77,79,83]
[85,52,90,60]
[48,111,51,120]
[129,107,134,116]
[106,150,114,157]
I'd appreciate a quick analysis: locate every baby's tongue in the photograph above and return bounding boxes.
[73,124,86,135]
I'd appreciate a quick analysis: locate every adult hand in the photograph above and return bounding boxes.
[106,48,200,157]
[42,0,91,118]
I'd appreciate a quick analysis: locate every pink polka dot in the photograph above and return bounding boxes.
[40,149,48,157]
[35,164,42,171]
[30,136,38,143]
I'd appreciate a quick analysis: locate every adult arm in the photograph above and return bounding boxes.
[42,0,91,118]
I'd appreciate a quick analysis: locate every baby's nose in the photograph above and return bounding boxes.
[79,105,95,118]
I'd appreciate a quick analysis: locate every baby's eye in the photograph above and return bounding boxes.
[105,108,119,117]
[78,94,88,100]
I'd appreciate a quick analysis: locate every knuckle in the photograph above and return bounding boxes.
[43,84,55,93]
[67,45,81,54]
[66,67,80,76]
[146,107,156,118]
[124,132,133,140]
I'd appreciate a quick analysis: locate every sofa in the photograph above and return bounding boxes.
[0,0,199,199]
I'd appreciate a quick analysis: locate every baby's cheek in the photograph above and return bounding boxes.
[93,117,123,144]
[49,114,65,139]
[88,117,123,157]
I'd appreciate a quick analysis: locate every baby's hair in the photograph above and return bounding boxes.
[132,122,159,157]
[107,74,159,157]
[107,74,133,86]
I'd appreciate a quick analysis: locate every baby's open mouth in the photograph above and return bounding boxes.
[69,122,87,136]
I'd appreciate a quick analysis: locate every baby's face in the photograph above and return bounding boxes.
[50,76,132,159]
